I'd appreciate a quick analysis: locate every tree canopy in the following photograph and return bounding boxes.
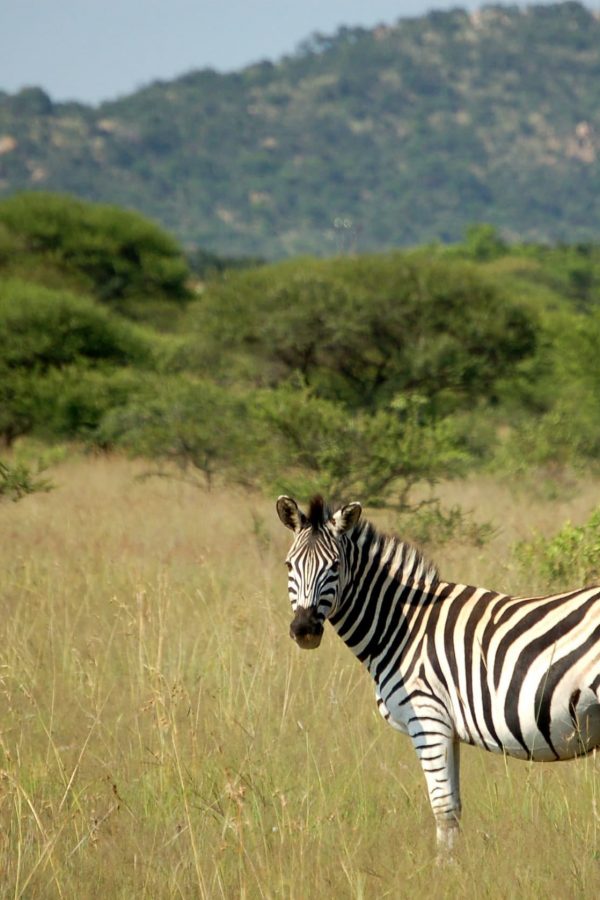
[185,253,536,412]
[0,193,190,313]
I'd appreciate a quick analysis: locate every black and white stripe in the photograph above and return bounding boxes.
[276,495,600,852]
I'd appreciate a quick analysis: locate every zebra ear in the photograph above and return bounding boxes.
[276,496,307,532]
[332,502,362,534]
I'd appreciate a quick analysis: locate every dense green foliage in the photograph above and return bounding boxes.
[2,190,600,535]
[186,255,536,412]
[516,507,600,589]
[1,4,600,257]
[0,267,158,445]
[98,378,260,487]
[0,458,53,501]
[251,386,468,506]
[0,192,190,316]
[0,278,152,370]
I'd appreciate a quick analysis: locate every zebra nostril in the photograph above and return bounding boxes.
[290,615,324,650]
[290,619,321,638]
[290,609,324,644]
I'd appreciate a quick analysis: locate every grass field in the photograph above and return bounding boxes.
[0,456,599,898]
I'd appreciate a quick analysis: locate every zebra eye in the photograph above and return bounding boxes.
[330,560,340,573]
[285,561,292,572]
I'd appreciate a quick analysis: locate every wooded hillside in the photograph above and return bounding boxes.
[1,2,599,257]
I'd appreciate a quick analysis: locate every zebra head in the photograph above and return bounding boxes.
[276,495,362,650]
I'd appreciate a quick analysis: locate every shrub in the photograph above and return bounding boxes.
[0,279,154,371]
[460,223,508,261]
[0,369,47,447]
[0,279,157,444]
[253,384,468,508]
[0,459,54,502]
[39,367,154,442]
[95,376,469,513]
[0,192,190,309]
[398,501,495,548]
[98,379,263,487]
[515,508,600,590]
[187,253,537,412]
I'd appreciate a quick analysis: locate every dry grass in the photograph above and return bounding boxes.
[0,456,598,898]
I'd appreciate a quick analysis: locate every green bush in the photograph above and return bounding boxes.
[397,501,495,548]
[0,192,190,310]
[490,308,600,473]
[0,368,47,446]
[0,279,154,371]
[0,223,21,266]
[252,383,467,507]
[515,508,600,590]
[0,459,54,502]
[491,404,600,479]
[94,375,469,510]
[98,378,263,487]
[186,253,537,412]
[40,367,155,442]
[460,224,509,261]
[0,364,156,447]
[0,279,158,444]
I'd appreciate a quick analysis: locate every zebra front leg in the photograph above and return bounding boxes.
[409,726,461,856]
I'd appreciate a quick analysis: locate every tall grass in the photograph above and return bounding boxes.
[0,457,598,897]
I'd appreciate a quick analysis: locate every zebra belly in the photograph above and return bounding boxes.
[476,621,600,761]
[551,697,600,759]
[378,677,600,761]
[379,690,600,760]
[533,690,600,760]
[484,688,600,761]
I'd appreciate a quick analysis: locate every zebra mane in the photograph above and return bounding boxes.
[301,497,439,587]
[355,518,440,589]
[307,495,330,530]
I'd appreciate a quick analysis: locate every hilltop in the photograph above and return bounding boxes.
[1,2,600,257]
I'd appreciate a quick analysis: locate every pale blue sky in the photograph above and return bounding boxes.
[0,0,600,103]
[0,1,591,106]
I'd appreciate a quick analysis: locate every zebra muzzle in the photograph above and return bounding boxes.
[290,608,324,650]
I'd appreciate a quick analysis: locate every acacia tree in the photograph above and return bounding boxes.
[189,254,536,412]
[0,192,190,310]
[98,378,263,489]
[0,278,154,445]
[253,383,467,509]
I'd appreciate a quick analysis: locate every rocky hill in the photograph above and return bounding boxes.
[1,2,600,257]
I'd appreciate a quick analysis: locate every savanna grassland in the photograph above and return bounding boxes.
[1,455,599,899]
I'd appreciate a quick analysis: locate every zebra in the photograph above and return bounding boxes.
[276,494,600,853]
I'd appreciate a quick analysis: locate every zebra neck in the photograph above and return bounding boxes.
[329,524,439,669]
